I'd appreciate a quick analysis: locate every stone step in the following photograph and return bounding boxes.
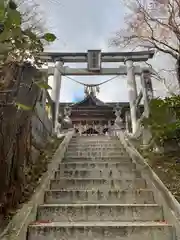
[67,145,124,149]
[68,142,121,147]
[68,145,123,149]
[62,156,131,163]
[44,189,154,204]
[27,222,174,240]
[69,139,119,142]
[70,138,118,142]
[54,169,141,179]
[37,203,163,222]
[67,146,123,151]
[50,178,146,190]
[58,162,136,171]
[65,152,128,158]
[66,150,126,154]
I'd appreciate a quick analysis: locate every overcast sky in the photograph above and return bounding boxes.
[37,0,177,102]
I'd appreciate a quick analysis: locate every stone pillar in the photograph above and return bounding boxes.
[141,69,153,118]
[125,59,138,134]
[125,111,131,133]
[114,105,124,130]
[141,69,153,145]
[51,61,63,132]
[108,120,112,136]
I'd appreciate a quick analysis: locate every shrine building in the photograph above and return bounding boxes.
[59,87,144,134]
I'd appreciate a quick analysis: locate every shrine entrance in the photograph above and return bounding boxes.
[75,126,110,136]
[40,49,154,136]
[82,127,99,135]
[74,122,111,136]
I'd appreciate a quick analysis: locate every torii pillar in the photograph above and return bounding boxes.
[125,58,138,134]
[51,61,63,132]
[141,69,153,145]
[141,69,153,117]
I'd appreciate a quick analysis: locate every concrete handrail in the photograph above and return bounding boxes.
[1,129,75,240]
[116,130,180,236]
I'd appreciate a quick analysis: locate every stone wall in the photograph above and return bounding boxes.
[0,62,52,221]
[32,102,52,148]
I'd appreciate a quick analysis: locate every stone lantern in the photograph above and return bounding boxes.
[61,105,73,129]
[114,103,124,130]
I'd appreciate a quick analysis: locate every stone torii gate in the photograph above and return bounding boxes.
[39,50,154,134]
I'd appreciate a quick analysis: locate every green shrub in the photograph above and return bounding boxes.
[142,96,180,146]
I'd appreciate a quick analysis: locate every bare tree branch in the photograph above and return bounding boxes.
[110,0,180,90]
[16,0,48,35]
[110,0,180,59]
[145,61,178,95]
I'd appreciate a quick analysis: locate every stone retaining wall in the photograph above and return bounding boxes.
[117,131,180,238]
[1,129,74,240]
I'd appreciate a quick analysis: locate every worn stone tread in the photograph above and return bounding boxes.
[45,189,154,194]
[58,161,135,167]
[49,178,147,190]
[54,170,142,179]
[38,203,160,207]
[50,177,143,181]
[29,221,171,227]
[44,189,155,204]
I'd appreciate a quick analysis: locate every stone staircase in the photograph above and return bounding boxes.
[27,136,176,240]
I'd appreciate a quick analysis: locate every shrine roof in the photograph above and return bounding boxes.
[59,101,130,107]
[58,97,144,109]
[70,93,112,108]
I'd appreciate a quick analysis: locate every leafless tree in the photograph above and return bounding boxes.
[17,0,48,35]
[110,0,180,88]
